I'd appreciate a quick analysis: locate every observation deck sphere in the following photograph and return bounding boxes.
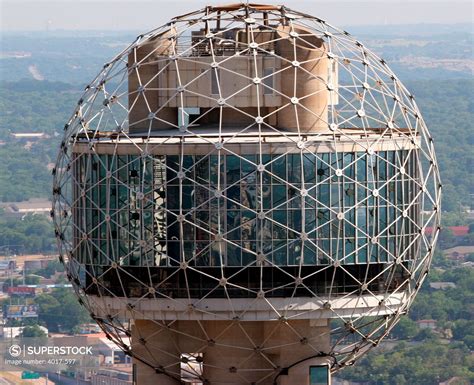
[52,3,441,380]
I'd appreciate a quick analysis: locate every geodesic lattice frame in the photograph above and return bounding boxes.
[52,3,441,383]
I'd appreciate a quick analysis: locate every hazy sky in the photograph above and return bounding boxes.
[0,0,472,31]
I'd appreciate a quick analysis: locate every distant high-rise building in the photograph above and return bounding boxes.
[53,4,441,384]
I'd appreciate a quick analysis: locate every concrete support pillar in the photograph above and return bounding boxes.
[132,318,331,385]
[128,29,178,133]
[132,319,181,385]
[276,26,329,133]
[201,320,271,385]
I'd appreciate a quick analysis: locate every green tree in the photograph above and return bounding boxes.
[0,213,55,254]
[339,339,473,385]
[21,324,47,338]
[35,289,90,333]
[35,292,61,331]
[413,328,436,341]
[391,317,419,340]
[24,275,41,285]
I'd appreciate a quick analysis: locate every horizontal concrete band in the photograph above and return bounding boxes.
[72,133,419,156]
[88,291,407,321]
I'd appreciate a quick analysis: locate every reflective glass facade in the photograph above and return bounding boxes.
[74,149,419,267]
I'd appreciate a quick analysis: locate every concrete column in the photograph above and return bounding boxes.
[276,26,329,133]
[128,29,178,133]
[132,319,181,385]
[201,320,272,385]
[264,319,331,385]
[131,318,331,385]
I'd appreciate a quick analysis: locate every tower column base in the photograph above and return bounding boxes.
[132,318,331,385]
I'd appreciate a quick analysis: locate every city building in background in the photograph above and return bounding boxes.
[52,4,441,384]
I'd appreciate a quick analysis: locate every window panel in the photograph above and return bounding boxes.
[76,149,418,267]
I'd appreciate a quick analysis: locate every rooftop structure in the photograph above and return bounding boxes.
[10,133,46,139]
[425,226,468,237]
[1,198,51,217]
[52,4,441,384]
[429,282,456,290]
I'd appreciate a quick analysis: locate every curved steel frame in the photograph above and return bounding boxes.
[52,4,441,382]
